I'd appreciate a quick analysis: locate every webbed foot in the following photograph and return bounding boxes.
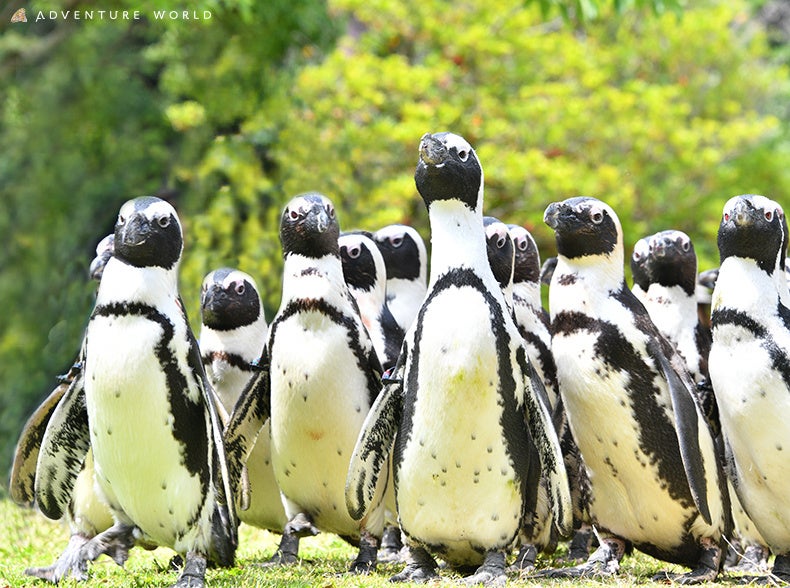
[78,522,137,566]
[378,525,404,563]
[463,550,506,586]
[509,543,537,572]
[349,530,378,574]
[390,545,439,583]
[171,551,206,588]
[652,537,721,584]
[25,533,91,583]
[262,513,318,566]
[534,536,624,578]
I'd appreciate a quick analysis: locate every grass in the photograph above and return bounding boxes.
[0,498,762,587]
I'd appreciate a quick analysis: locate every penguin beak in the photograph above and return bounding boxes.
[543,202,566,231]
[418,133,448,166]
[729,199,756,227]
[307,203,330,234]
[89,251,112,281]
[119,213,151,248]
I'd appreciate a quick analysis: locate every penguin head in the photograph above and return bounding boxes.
[280,192,340,258]
[630,236,651,292]
[543,197,622,262]
[89,233,115,281]
[718,194,786,274]
[113,196,183,270]
[484,216,514,291]
[372,224,427,283]
[200,268,263,331]
[414,132,483,213]
[507,224,541,285]
[646,230,697,295]
[340,231,386,294]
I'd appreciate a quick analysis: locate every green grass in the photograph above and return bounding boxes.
[0,499,758,587]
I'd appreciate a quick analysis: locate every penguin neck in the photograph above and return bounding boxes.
[643,283,699,340]
[551,250,624,316]
[426,200,491,287]
[349,279,386,335]
[96,257,179,306]
[281,251,348,306]
[712,256,781,314]
[513,280,542,310]
[198,315,267,361]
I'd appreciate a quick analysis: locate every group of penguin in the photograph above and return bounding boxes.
[8,131,790,587]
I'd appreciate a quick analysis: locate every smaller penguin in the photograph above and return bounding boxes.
[339,231,404,371]
[709,194,790,583]
[630,236,650,304]
[541,196,730,583]
[371,224,428,333]
[199,268,287,534]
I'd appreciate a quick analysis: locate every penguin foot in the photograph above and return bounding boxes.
[283,512,320,538]
[378,525,404,563]
[171,551,207,588]
[78,522,137,566]
[263,530,301,566]
[727,543,770,573]
[25,533,91,583]
[534,536,624,579]
[390,546,439,583]
[508,543,537,572]
[463,550,506,586]
[349,530,378,574]
[652,538,721,585]
[562,526,594,563]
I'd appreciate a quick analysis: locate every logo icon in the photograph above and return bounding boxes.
[11,8,27,22]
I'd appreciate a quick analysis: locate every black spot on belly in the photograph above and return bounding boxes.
[106,428,112,436]
[777,444,783,451]
[161,481,167,490]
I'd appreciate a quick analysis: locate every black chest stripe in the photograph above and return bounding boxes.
[202,351,255,372]
[712,307,790,389]
[92,301,210,490]
[269,297,382,405]
[395,268,533,517]
[552,309,694,508]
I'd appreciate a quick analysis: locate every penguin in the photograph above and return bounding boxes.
[89,233,115,281]
[483,216,515,308]
[345,132,571,585]
[34,196,237,587]
[339,231,404,371]
[224,192,387,573]
[709,194,790,582]
[541,196,729,582]
[630,235,650,305]
[198,268,287,534]
[371,223,428,333]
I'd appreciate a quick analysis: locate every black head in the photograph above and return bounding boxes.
[646,230,697,295]
[507,224,541,285]
[200,267,262,331]
[340,232,381,293]
[718,194,786,274]
[113,196,183,270]
[372,224,426,281]
[483,216,514,290]
[89,233,115,281]
[280,192,340,258]
[414,132,483,213]
[630,236,651,292]
[543,197,621,260]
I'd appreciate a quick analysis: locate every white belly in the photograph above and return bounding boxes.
[396,287,522,564]
[238,421,287,532]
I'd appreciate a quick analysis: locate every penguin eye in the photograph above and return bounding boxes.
[390,236,404,248]
[117,214,126,226]
[516,237,528,251]
[590,210,604,224]
[288,208,299,221]
[496,235,507,249]
[349,246,361,259]
[234,282,246,296]
[157,215,171,228]
[326,204,335,219]
[681,240,690,252]
[765,210,774,222]
[457,150,469,162]
[723,212,730,222]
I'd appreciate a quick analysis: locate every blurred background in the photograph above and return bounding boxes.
[1,0,788,489]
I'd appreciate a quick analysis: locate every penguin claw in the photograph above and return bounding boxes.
[508,544,537,572]
[463,551,507,586]
[24,534,91,583]
[390,546,438,583]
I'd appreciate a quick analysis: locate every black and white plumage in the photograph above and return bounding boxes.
[371,223,428,333]
[225,193,386,572]
[542,196,729,582]
[346,132,571,585]
[709,194,790,582]
[199,268,287,534]
[34,196,237,588]
[340,231,404,371]
[630,235,650,305]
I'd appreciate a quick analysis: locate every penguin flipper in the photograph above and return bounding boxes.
[345,364,403,521]
[35,369,90,521]
[519,351,573,536]
[648,338,712,525]
[224,347,271,509]
[10,359,82,506]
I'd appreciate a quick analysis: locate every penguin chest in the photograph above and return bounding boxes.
[85,313,210,548]
[553,328,697,548]
[268,310,371,534]
[710,323,790,548]
[206,360,250,416]
[396,287,522,563]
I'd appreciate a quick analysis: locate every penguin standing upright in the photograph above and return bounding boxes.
[541,196,729,582]
[199,268,287,533]
[224,193,387,572]
[709,194,790,582]
[346,132,571,585]
[339,231,404,371]
[34,196,237,588]
[371,224,428,333]
[630,236,651,305]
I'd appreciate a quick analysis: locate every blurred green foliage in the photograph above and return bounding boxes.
[1,0,789,489]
